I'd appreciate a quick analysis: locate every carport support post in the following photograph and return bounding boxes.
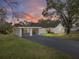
[30,28,32,36]
[19,27,23,37]
[38,28,41,35]
[16,27,23,37]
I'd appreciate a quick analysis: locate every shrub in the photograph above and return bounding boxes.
[0,22,13,34]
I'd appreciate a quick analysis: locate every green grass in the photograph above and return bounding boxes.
[42,34,65,37]
[0,34,78,59]
[42,33,79,41]
[61,34,79,40]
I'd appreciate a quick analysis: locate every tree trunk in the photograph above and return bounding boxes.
[65,27,71,34]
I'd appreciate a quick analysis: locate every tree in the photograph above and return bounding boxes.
[39,19,60,27]
[3,0,19,19]
[0,22,13,34]
[42,0,79,34]
[0,8,6,23]
[0,8,13,34]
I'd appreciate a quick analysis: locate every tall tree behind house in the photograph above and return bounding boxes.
[42,0,79,34]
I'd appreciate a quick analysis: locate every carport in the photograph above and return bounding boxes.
[14,27,42,37]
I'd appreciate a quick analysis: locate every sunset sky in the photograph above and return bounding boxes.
[0,0,47,23]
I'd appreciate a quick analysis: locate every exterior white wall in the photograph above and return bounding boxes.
[39,28,48,34]
[26,28,30,33]
[50,28,54,33]
[53,24,65,34]
[15,28,22,37]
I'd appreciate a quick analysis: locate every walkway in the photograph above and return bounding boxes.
[23,34,79,57]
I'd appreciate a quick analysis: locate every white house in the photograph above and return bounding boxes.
[14,23,65,37]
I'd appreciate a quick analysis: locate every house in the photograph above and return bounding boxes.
[14,23,65,37]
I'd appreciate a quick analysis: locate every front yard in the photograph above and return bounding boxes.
[0,34,77,59]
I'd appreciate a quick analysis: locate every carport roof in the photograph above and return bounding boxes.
[16,27,42,29]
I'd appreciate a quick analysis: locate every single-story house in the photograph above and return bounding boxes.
[14,23,65,37]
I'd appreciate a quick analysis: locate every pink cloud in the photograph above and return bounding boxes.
[20,0,46,23]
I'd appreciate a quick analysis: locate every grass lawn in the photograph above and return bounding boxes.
[42,32,79,41]
[0,34,78,59]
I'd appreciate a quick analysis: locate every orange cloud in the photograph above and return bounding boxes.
[23,0,46,18]
[24,14,41,23]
